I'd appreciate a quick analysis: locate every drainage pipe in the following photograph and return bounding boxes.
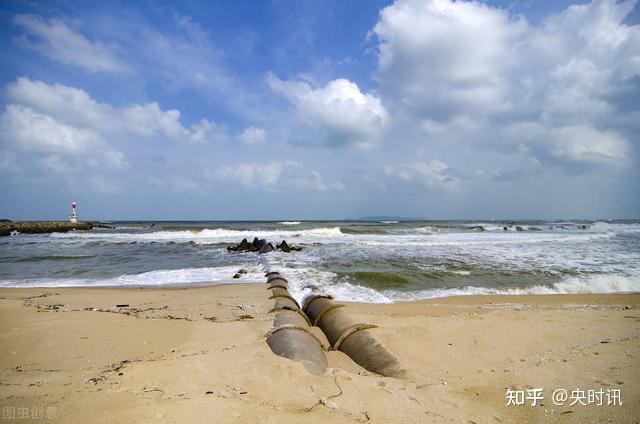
[302,294,405,377]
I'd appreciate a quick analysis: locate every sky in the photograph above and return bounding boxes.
[0,0,638,220]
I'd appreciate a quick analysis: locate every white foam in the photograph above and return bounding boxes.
[417,225,441,233]
[590,221,640,233]
[0,265,267,288]
[279,221,302,225]
[259,264,393,304]
[354,231,613,247]
[49,226,344,243]
[384,274,640,301]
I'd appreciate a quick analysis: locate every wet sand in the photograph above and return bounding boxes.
[0,285,638,423]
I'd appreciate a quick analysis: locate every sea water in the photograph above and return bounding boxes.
[1,220,639,303]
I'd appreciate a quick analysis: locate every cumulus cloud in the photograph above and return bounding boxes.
[1,104,102,155]
[13,14,128,73]
[0,104,127,171]
[373,0,526,115]
[372,0,639,168]
[6,77,227,144]
[205,161,344,192]
[267,74,388,148]
[238,126,267,145]
[191,119,229,144]
[384,161,457,189]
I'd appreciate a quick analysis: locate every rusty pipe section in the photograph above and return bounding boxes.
[302,294,405,378]
[264,272,327,375]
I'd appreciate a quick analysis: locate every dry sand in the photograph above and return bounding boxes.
[0,284,638,423]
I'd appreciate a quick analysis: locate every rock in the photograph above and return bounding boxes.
[232,273,242,279]
[228,238,252,252]
[256,239,268,251]
[276,240,290,252]
[259,243,273,254]
[238,238,250,251]
[237,269,248,274]
[227,238,300,254]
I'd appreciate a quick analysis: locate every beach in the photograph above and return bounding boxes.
[1,285,638,423]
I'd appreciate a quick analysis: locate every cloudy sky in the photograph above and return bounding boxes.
[0,0,638,220]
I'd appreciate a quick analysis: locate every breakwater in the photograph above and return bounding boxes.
[0,221,94,237]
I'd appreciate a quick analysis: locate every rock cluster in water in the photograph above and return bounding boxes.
[227,238,302,254]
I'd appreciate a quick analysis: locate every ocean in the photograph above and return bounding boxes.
[1,220,639,303]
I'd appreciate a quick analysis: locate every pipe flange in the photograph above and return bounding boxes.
[267,275,288,283]
[312,303,345,326]
[301,293,334,312]
[269,293,300,308]
[330,323,378,351]
[266,281,289,289]
[264,324,326,350]
[269,305,312,326]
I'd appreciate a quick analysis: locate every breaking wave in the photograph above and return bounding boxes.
[49,226,344,243]
[385,274,640,301]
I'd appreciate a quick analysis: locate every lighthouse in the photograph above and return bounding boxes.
[69,201,78,223]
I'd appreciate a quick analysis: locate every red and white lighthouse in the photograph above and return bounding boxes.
[69,201,78,223]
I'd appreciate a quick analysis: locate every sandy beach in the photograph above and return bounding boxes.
[0,285,637,423]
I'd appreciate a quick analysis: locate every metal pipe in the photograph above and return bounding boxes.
[264,273,327,375]
[303,294,405,378]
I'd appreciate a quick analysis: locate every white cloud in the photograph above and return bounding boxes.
[191,119,229,144]
[0,104,127,171]
[550,125,630,165]
[1,104,102,154]
[40,155,73,174]
[373,0,526,114]
[13,14,128,73]
[6,77,226,144]
[206,161,344,192]
[384,161,457,189]
[238,126,267,145]
[371,0,640,167]
[267,74,388,148]
[121,103,188,139]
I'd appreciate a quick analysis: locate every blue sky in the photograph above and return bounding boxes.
[0,0,638,220]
